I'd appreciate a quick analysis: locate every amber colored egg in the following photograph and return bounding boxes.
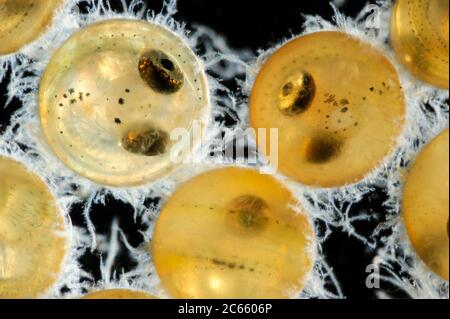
[0,0,61,55]
[391,0,449,89]
[250,31,406,188]
[82,289,156,299]
[39,19,209,186]
[403,129,449,281]
[152,167,315,299]
[0,156,67,298]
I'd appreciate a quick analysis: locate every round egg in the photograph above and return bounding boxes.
[39,19,209,186]
[152,167,315,299]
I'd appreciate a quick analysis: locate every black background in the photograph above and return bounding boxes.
[0,0,410,300]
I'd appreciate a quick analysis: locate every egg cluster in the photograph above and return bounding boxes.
[0,0,448,299]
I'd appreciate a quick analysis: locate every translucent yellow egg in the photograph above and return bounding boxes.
[250,31,406,188]
[39,19,209,186]
[82,289,156,299]
[403,129,449,281]
[152,167,315,299]
[391,0,449,89]
[0,156,67,298]
[0,0,61,55]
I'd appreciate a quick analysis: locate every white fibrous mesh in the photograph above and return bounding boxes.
[0,0,448,299]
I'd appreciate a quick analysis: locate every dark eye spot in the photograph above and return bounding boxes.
[282,82,294,96]
[228,195,270,232]
[138,50,184,94]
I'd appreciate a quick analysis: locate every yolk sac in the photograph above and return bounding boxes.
[82,289,156,299]
[390,0,449,89]
[138,50,184,94]
[152,167,315,299]
[0,0,61,55]
[250,31,406,188]
[0,156,67,298]
[403,129,449,281]
[39,19,209,186]
[278,71,316,116]
[121,127,169,157]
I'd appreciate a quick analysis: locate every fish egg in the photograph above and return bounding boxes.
[0,0,61,55]
[403,129,449,281]
[250,31,406,187]
[0,156,67,298]
[391,0,449,89]
[82,289,156,299]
